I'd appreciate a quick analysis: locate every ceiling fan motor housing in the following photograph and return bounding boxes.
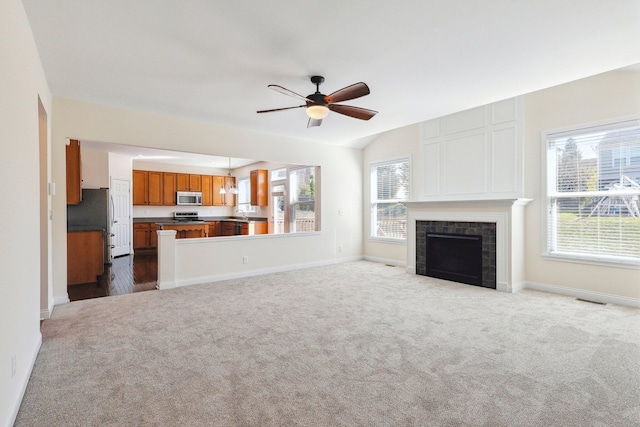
[307,92,328,107]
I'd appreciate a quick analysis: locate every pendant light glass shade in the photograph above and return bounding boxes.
[306,105,329,120]
[220,157,237,195]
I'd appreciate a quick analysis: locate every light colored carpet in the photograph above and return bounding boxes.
[16,261,640,426]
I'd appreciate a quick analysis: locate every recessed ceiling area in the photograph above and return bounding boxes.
[82,140,258,169]
[23,1,640,147]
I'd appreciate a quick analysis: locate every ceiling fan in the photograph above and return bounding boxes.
[257,75,378,128]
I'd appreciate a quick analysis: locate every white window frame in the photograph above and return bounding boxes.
[271,166,321,234]
[236,177,256,213]
[369,156,411,243]
[542,116,640,269]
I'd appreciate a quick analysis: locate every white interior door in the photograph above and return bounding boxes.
[111,177,131,257]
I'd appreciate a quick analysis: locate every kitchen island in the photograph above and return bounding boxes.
[133,217,268,243]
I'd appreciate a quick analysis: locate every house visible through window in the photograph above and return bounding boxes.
[370,157,410,240]
[545,118,640,266]
[271,166,320,234]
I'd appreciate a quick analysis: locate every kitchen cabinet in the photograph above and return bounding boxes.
[212,176,225,206]
[250,169,268,206]
[253,221,268,235]
[163,173,177,205]
[201,175,213,206]
[133,170,163,205]
[67,231,104,285]
[133,222,157,250]
[207,221,220,237]
[66,139,82,204]
[177,173,202,192]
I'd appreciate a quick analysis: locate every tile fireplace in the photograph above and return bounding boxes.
[405,199,531,293]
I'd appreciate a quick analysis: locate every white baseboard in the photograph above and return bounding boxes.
[363,255,407,268]
[40,298,55,320]
[53,294,69,306]
[8,331,42,427]
[169,256,364,289]
[524,281,640,308]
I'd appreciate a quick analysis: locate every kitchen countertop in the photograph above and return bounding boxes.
[134,216,268,224]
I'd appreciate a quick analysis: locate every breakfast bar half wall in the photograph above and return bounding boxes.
[156,229,359,290]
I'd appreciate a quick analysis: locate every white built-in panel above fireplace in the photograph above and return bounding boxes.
[419,97,525,201]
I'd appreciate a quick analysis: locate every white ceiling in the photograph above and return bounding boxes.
[23,0,640,149]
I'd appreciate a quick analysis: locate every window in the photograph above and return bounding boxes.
[545,118,640,266]
[236,177,256,213]
[271,166,320,234]
[370,157,410,240]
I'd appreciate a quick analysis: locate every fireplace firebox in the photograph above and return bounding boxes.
[426,233,482,286]
[416,220,496,289]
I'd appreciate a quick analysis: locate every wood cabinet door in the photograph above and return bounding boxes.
[67,231,104,285]
[66,139,82,204]
[133,224,150,249]
[250,169,268,206]
[163,173,177,205]
[132,170,148,205]
[176,173,190,191]
[189,174,202,191]
[253,221,268,235]
[147,171,163,205]
[201,175,213,206]
[212,176,225,206]
[149,224,158,248]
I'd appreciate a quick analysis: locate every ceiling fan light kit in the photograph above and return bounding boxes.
[306,105,330,120]
[257,75,377,128]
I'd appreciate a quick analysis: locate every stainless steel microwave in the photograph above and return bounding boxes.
[176,191,202,206]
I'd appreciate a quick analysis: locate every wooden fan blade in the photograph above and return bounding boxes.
[325,82,370,104]
[307,118,322,128]
[268,85,313,102]
[328,104,378,121]
[257,105,306,113]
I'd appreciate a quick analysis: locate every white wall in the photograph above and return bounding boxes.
[523,69,640,300]
[51,97,364,303]
[0,0,52,425]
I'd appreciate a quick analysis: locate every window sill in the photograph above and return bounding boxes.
[542,253,640,270]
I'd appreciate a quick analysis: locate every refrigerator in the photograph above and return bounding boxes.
[67,188,112,264]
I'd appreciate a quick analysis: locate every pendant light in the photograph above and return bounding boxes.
[219,157,238,195]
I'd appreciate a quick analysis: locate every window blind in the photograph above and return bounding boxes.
[370,158,410,239]
[546,119,640,264]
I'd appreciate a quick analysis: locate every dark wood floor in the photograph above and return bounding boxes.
[68,252,157,302]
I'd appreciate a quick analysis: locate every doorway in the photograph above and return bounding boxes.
[110,177,131,257]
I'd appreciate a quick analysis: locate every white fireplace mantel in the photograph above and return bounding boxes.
[405,199,532,292]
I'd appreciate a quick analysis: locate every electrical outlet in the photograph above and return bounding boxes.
[11,355,16,378]
[243,255,249,264]
[338,245,343,253]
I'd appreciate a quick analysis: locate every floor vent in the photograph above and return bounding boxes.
[385,264,396,267]
[576,298,607,305]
